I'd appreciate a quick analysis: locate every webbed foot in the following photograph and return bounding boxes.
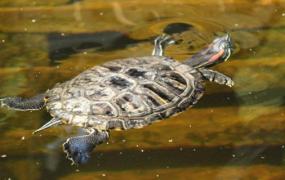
[63,130,109,165]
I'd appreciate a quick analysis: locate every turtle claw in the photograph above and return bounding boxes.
[227,80,234,87]
[152,34,178,56]
[154,34,176,46]
[224,77,234,87]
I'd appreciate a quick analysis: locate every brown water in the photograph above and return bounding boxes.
[0,0,285,179]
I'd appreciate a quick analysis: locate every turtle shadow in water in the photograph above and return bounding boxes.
[47,22,194,65]
[163,22,193,35]
[66,0,82,4]
[40,145,283,177]
[237,87,285,107]
[43,126,88,171]
[47,31,146,65]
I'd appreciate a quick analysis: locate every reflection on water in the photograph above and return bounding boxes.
[0,0,285,179]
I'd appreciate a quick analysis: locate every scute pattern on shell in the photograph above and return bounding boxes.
[46,56,204,130]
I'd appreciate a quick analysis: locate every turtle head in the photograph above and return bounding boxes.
[185,34,233,68]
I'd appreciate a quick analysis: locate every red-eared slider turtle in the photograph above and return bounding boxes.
[0,34,234,164]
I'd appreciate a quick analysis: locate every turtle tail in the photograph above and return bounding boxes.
[0,93,46,111]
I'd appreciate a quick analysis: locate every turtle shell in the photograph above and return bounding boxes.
[46,56,204,130]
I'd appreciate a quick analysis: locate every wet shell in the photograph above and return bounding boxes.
[46,56,204,130]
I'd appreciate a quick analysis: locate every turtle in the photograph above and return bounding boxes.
[0,34,234,164]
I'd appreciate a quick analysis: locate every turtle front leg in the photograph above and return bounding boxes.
[199,68,234,87]
[152,34,176,56]
[0,93,46,111]
[63,129,109,165]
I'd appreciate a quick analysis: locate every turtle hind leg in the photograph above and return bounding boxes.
[0,93,46,111]
[63,129,109,165]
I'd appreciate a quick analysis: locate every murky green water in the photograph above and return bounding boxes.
[0,0,285,179]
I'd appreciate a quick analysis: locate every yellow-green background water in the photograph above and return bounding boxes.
[0,0,285,179]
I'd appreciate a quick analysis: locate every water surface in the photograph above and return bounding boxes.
[0,0,285,179]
